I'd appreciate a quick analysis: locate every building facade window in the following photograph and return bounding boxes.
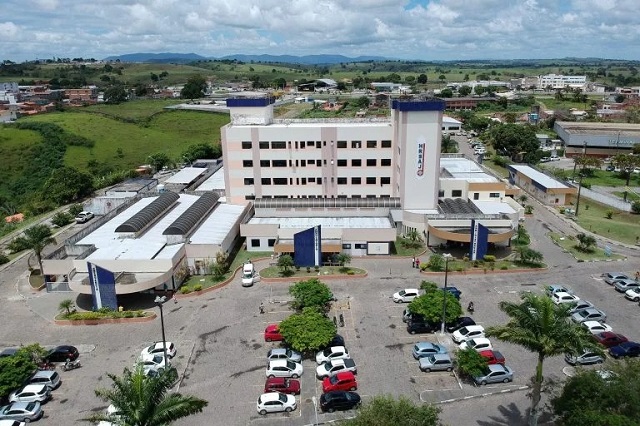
[351,177,361,184]
[242,160,253,167]
[381,158,391,166]
[473,193,480,200]
[273,178,287,185]
[337,177,347,185]
[342,244,352,249]
[438,190,445,197]
[272,160,287,167]
[452,190,462,197]
[355,243,367,249]
[315,141,321,148]
[366,177,376,184]
[352,159,362,167]
[367,140,377,148]
[337,141,347,148]
[489,193,500,198]
[261,178,271,185]
[268,239,276,247]
[245,195,255,200]
[351,140,361,148]
[381,177,390,185]
[271,141,286,149]
[251,239,260,247]
[259,141,269,149]
[244,178,254,185]
[381,140,392,148]
[260,160,270,167]
[241,141,252,149]
[367,159,377,166]
[337,159,347,167]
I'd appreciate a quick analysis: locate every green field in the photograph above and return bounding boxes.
[84,99,184,120]
[548,232,626,261]
[573,201,640,246]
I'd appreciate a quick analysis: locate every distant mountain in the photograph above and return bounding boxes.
[103,52,207,63]
[218,54,387,64]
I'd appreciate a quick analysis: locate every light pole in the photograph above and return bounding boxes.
[154,296,168,365]
[440,253,453,335]
[574,141,588,217]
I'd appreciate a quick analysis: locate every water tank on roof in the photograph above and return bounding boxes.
[157,184,166,193]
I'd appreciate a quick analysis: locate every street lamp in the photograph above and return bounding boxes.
[154,296,169,365]
[575,142,588,217]
[440,253,453,335]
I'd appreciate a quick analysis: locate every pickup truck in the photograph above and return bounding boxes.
[316,358,357,379]
[479,350,506,365]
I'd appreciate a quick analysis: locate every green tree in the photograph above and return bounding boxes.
[353,96,370,109]
[147,153,171,172]
[514,246,543,265]
[278,307,337,353]
[181,143,221,164]
[419,281,438,293]
[0,345,43,398]
[59,298,75,315]
[51,211,73,227]
[417,74,428,84]
[42,166,94,204]
[455,347,488,379]
[335,253,351,268]
[88,365,207,426]
[486,293,603,426]
[612,154,639,186]
[575,233,596,252]
[181,75,207,99]
[69,204,84,216]
[487,123,540,163]
[426,254,444,271]
[10,224,55,273]
[474,85,486,95]
[458,85,472,96]
[208,252,229,280]
[518,194,528,206]
[408,291,462,324]
[277,254,294,275]
[515,224,530,246]
[440,88,453,98]
[440,135,457,153]
[104,85,127,104]
[289,278,334,310]
[339,395,441,426]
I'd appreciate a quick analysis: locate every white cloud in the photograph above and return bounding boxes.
[0,22,20,39]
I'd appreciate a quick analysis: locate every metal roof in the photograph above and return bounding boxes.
[196,167,225,191]
[114,192,179,233]
[189,204,247,245]
[508,165,569,190]
[438,198,482,214]
[248,217,393,229]
[165,167,207,184]
[163,192,219,236]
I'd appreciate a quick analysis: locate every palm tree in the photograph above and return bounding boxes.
[88,365,207,426]
[486,294,602,426]
[518,194,528,206]
[59,299,75,316]
[12,224,56,274]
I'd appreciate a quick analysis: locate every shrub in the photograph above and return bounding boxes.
[67,311,102,320]
[0,254,9,265]
[455,267,464,272]
[51,211,73,227]
[581,182,591,189]
[347,270,355,275]
[483,255,496,262]
[180,286,192,294]
[193,284,203,292]
[427,254,445,271]
[632,201,640,214]
[559,207,566,214]
[524,205,534,214]
[306,266,311,273]
[473,260,480,267]
[314,266,320,272]
[500,265,509,270]
[420,263,429,271]
[605,210,614,219]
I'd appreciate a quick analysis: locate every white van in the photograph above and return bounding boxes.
[241,262,259,287]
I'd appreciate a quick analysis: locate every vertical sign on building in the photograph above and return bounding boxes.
[87,262,118,310]
[415,136,426,180]
[294,226,322,267]
[469,219,489,261]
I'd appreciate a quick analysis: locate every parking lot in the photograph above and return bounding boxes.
[2,229,639,425]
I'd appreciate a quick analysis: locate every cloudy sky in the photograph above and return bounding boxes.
[2,0,639,62]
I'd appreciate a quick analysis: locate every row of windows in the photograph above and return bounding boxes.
[243,159,392,168]
[438,190,502,199]
[246,195,392,200]
[244,177,391,186]
[342,243,367,250]
[250,238,276,247]
[241,140,393,150]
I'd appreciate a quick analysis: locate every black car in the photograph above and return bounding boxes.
[407,320,438,334]
[446,317,476,333]
[44,345,79,362]
[319,391,361,413]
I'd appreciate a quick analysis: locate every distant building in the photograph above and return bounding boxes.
[554,121,640,158]
[443,97,496,110]
[538,74,587,90]
[66,86,98,104]
[508,165,576,206]
[0,82,19,92]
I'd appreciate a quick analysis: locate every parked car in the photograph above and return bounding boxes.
[605,164,615,172]
[551,292,580,305]
[472,365,514,385]
[28,370,61,390]
[593,332,629,348]
[443,286,462,299]
[603,272,629,285]
[419,353,454,372]
[0,420,26,426]
[320,335,346,351]
[571,308,607,323]
[613,279,640,293]
[267,348,302,363]
[141,342,176,359]
[624,288,640,302]
[256,392,297,415]
[44,345,78,362]
[264,377,300,395]
[0,348,19,358]
[569,300,595,313]
[609,342,640,359]
[412,342,448,359]
[266,360,303,378]
[322,372,358,392]
[582,321,613,334]
[319,391,361,413]
[564,350,605,365]
[75,211,94,223]
[545,284,573,296]
[241,261,259,287]
[9,385,51,404]
[479,350,506,365]
[392,288,420,303]
[452,325,486,343]
[316,359,357,379]
[407,320,438,334]
[138,353,169,375]
[445,317,476,333]
[264,324,284,342]
[459,338,493,352]
[0,402,43,423]
[402,308,424,324]
[316,346,350,364]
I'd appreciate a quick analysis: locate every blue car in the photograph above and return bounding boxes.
[609,342,640,359]
[443,287,462,299]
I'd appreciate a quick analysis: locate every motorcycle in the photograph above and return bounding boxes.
[62,359,82,371]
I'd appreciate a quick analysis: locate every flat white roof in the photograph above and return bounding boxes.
[196,167,225,191]
[165,167,207,184]
[443,116,462,125]
[248,217,392,229]
[472,200,516,215]
[440,157,498,182]
[78,194,201,261]
[509,165,569,189]
[189,204,246,245]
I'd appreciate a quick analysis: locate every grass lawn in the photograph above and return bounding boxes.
[85,99,184,120]
[392,237,426,256]
[613,191,640,202]
[182,251,272,290]
[548,232,626,261]
[444,259,542,272]
[571,201,640,246]
[482,157,509,179]
[259,265,366,279]
[581,169,638,187]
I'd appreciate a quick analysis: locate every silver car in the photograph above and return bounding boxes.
[419,354,453,372]
[571,308,606,323]
[0,401,44,422]
[472,364,514,385]
[9,384,51,404]
[613,279,640,293]
[267,348,302,363]
[564,350,604,365]
[603,273,629,285]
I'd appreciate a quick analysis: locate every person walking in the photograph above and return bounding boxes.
[412,257,416,268]
[259,302,265,314]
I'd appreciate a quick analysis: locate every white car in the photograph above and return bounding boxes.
[392,288,420,303]
[551,292,580,305]
[624,288,640,302]
[266,360,303,378]
[9,384,51,403]
[459,338,493,352]
[315,346,350,365]
[256,392,297,415]
[75,211,94,223]
[582,321,613,334]
[452,325,485,343]
[137,353,169,374]
[316,358,357,379]
[141,342,176,359]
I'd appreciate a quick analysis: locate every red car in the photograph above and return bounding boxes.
[264,324,284,342]
[594,332,629,348]
[479,350,505,365]
[264,377,300,395]
[322,371,358,393]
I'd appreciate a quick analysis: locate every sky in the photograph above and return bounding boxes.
[1,0,640,62]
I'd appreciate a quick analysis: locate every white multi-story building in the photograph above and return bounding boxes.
[538,74,587,90]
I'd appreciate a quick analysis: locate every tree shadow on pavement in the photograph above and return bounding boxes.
[476,402,554,426]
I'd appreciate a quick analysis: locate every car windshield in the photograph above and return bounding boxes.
[286,350,294,357]
[278,393,287,403]
[286,361,296,370]
[26,402,36,411]
[459,327,469,334]
[322,348,332,356]
[578,310,590,318]
[329,375,339,384]
[427,355,436,363]
[399,290,406,296]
